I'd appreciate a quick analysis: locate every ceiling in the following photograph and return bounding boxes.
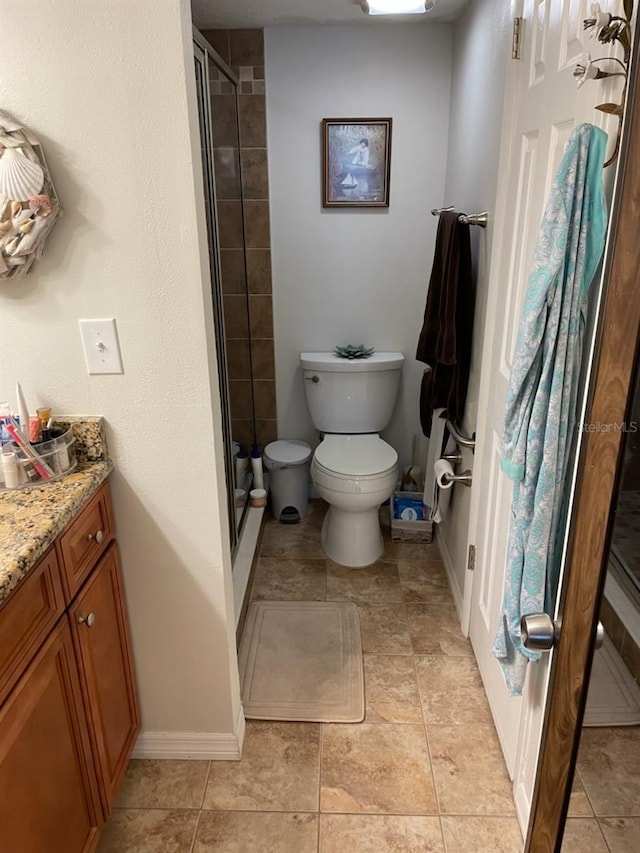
[191,0,471,29]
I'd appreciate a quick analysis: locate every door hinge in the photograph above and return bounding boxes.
[512,17,522,60]
[467,544,476,572]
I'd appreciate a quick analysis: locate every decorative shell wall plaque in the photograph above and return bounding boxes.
[0,110,62,281]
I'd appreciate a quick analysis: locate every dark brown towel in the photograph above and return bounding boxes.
[416,211,474,436]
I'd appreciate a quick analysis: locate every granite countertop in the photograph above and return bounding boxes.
[0,418,112,607]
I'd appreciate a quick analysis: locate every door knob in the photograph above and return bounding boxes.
[521,614,606,653]
[78,612,96,628]
[521,613,560,652]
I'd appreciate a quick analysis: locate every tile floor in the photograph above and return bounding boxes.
[99,501,640,852]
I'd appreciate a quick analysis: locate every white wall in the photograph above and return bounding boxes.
[265,25,453,467]
[0,0,242,751]
[437,1,512,602]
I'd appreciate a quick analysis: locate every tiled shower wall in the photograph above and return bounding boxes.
[202,28,277,450]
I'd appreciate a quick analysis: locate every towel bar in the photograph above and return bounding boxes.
[459,212,488,228]
[431,207,488,228]
[446,420,476,452]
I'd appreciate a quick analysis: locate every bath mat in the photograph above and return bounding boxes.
[584,634,640,727]
[239,601,364,723]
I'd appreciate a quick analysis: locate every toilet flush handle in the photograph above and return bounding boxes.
[305,375,320,383]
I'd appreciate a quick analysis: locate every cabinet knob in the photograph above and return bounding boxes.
[87,529,104,544]
[78,612,96,628]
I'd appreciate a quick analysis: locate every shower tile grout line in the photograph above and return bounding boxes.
[188,810,201,853]
[411,638,448,851]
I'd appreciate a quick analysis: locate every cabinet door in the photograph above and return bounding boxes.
[0,546,65,706]
[0,619,101,853]
[70,542,140,814]
[57,481,114,601]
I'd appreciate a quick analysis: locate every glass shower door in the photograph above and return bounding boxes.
[609,364,640,601]
[194,39,256,554]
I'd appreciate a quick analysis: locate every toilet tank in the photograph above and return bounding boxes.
[300,352,404,433]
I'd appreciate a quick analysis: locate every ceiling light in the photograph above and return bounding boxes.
[360,0,435,15]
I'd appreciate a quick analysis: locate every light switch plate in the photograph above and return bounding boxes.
[79,318,124,374]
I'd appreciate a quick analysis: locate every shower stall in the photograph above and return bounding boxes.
[601,350,640,685]
[609,365,640,603]
[193,31,257,555]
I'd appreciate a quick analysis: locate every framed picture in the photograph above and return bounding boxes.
[322,118,392,208]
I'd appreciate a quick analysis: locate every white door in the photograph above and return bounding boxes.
[466,0,620,830]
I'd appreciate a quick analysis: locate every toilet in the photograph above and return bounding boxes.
[300,351,404,567]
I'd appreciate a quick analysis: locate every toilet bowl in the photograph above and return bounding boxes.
[300,350,404,567]
[311,434,398,567]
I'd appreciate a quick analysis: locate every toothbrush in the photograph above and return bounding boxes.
[16,382,29,441]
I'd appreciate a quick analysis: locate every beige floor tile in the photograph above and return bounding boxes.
[326,561,404,604]
[577,727,640,816]
[383,536,443,563]
[428,724,515,816]
[561,818,608,852]
[115,759,210,809]
[305,498,329,522]
[406,604,473,656]
[320,814,444,852]
[441,816,523,852]
[194,810,318,853]
[260,518,325,558]
[250,557,327,600]
[598,817,640,852]
[567,771,594,817]
[203,721,320,811]
[321,722,437,814]
[364,655,423,723]
[97,809,198,853]
[358,604,412,655]
[415,656,492,725]
[397,561,452,604]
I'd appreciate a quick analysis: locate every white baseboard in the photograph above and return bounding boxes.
[435,525,464,622]
[513,779,530,840]
[133,706,246,761]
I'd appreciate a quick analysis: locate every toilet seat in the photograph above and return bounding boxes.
[314,434,397,477]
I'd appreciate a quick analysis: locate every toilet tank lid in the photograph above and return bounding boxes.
[300,352,404,372]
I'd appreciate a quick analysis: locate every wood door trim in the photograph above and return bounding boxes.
[525,22,640,853]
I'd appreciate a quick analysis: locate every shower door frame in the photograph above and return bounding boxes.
[193,30,257,556]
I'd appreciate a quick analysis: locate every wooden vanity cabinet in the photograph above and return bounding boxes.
[0,547,65,708]
[0,481,139,852]
[0,619,102,853]
[70,541,139,815]
[56,483,115,601]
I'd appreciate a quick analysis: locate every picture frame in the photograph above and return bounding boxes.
[322,118,392,208]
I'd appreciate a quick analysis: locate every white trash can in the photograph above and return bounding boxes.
[263,440,312,523]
